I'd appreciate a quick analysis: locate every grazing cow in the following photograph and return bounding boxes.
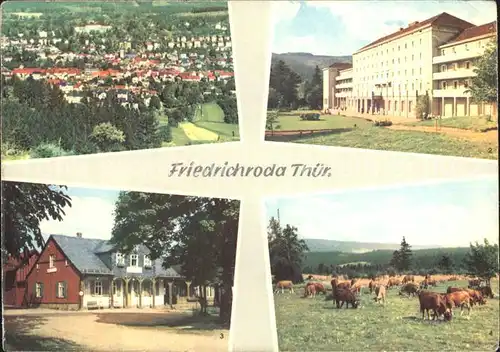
[399,283,419,297]
[478,286,495,299]
[418,290,452,321]
[445,291,472,317]
[304,283,316,298]
[387,278,401,289]
[274,280,294,294]
[312,282,327,295]
[420,279,436,289]
[333,287,360,309]
[368,280,375,294]
[464,288,486,306]
[402,275,415,284]
[374,285,386,305]
[331,278,351,290]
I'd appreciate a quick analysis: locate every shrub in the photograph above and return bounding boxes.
[30,143,75,159]
[416,94,431,120]
[300,113,321,121]
[373,120,393,127]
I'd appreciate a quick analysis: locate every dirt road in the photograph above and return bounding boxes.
[4,309,229,352]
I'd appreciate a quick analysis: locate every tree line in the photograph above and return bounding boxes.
[304,236,499,284]
[267,60,323,111]
[2,180,239,325]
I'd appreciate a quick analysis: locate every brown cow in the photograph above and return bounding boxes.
[468,279,481,288]
[274,280,294,294]
[331,278,351,290]
[464,288,486,306]
[446,286,464,294]
[305,282,327,297]
[333,287,360,309]
[418,290,452,321]
[304,283,316,298]
[402,275,415,284]
[445,291,472,317]
[478,286,494,299]
[399,283,419,297]
[368,280,375,294]
[387,278,401,288]
[374,285,386,305]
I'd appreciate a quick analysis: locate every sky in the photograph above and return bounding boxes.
[272,1,498,56]
[265,177,499,248]
[40,186,120,241]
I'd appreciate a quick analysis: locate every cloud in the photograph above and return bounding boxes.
[40,195,116,240]
[272,1,498,55]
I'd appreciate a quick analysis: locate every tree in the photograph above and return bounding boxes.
[266,110,281,135]
[465,238,499,286]
[304,65,323,110]
[110,193,239,324]
[269,60,302,109]
[390,237,413,272]
[89,122,126,152]
[415,92,430,120]
[2,181,72,258]
[437,254,453,274]
[267,217,308,283]
[465,40,498,116]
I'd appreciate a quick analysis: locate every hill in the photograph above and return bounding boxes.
[303,238,440,253]
[302,247,471,273]
[271,52,352,80]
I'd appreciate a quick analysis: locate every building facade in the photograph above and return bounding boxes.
[26,233,215,310]
[322,62,353,112]
[323,13,497,119]
[2,250,39,307]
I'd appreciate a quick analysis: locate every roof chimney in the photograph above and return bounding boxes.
[408,21,419,27]
[76,232,83,238]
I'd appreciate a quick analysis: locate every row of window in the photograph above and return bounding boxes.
[35,281,67,298]
[441,41,484,55]
[115,252,152,267]
[356,52,424,72]
[441,61,472,72]
[355,37,425,64]
[441,80,470,90]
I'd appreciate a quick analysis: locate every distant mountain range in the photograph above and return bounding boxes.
[303,238,442,253]
[271,52,352,80]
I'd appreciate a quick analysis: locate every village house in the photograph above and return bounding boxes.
[25,233,214,310]
[3,250,40,307]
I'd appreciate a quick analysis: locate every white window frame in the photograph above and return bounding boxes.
[442,81,447,89]
[453,80,458,89]
[130,254,139,267]
[35,282,43,298]
[116,252,125,266]
[49,254,55,268]
[94,280,103,296]
[144,255,152,267]
[57,282,66,298]
[112,281,120,296]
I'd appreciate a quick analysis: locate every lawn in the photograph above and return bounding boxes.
[193,102,226,123]
[275,279,499,351]
[289,127,497,160]
[195,121,239,138]
[405,116,498,132]
[271,111,372,131]
[180,122,219,141]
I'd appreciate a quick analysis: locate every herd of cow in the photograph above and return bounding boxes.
[274,275,496,322]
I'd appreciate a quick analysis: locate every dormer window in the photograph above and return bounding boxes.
[116,252,125,266]
[49,255,55,268]
[130,254,139,267]
[144,255,152,268]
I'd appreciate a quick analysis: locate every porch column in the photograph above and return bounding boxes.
[152,278,156,308]
[138,278,143,308]
[79,279,85,310]
[453,97,456,117]
[110,278,114,309]
[168,281,173,308]
[185,281,192,298]
[124,278,130,308]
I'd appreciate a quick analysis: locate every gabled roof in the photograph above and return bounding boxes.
[356,12,475,53]
[48,234,182,278]
[444,21,497,46]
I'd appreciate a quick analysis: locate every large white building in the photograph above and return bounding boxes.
[323,13,497,119]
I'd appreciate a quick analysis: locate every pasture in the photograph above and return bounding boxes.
[266,111,497,160]
[274,277,499,351]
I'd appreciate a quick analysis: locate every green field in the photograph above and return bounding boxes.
[275,280,499,351]
[405,115,498,132]
[267,111,497,160]
[161,102,239,146]
[271,112,372,131]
